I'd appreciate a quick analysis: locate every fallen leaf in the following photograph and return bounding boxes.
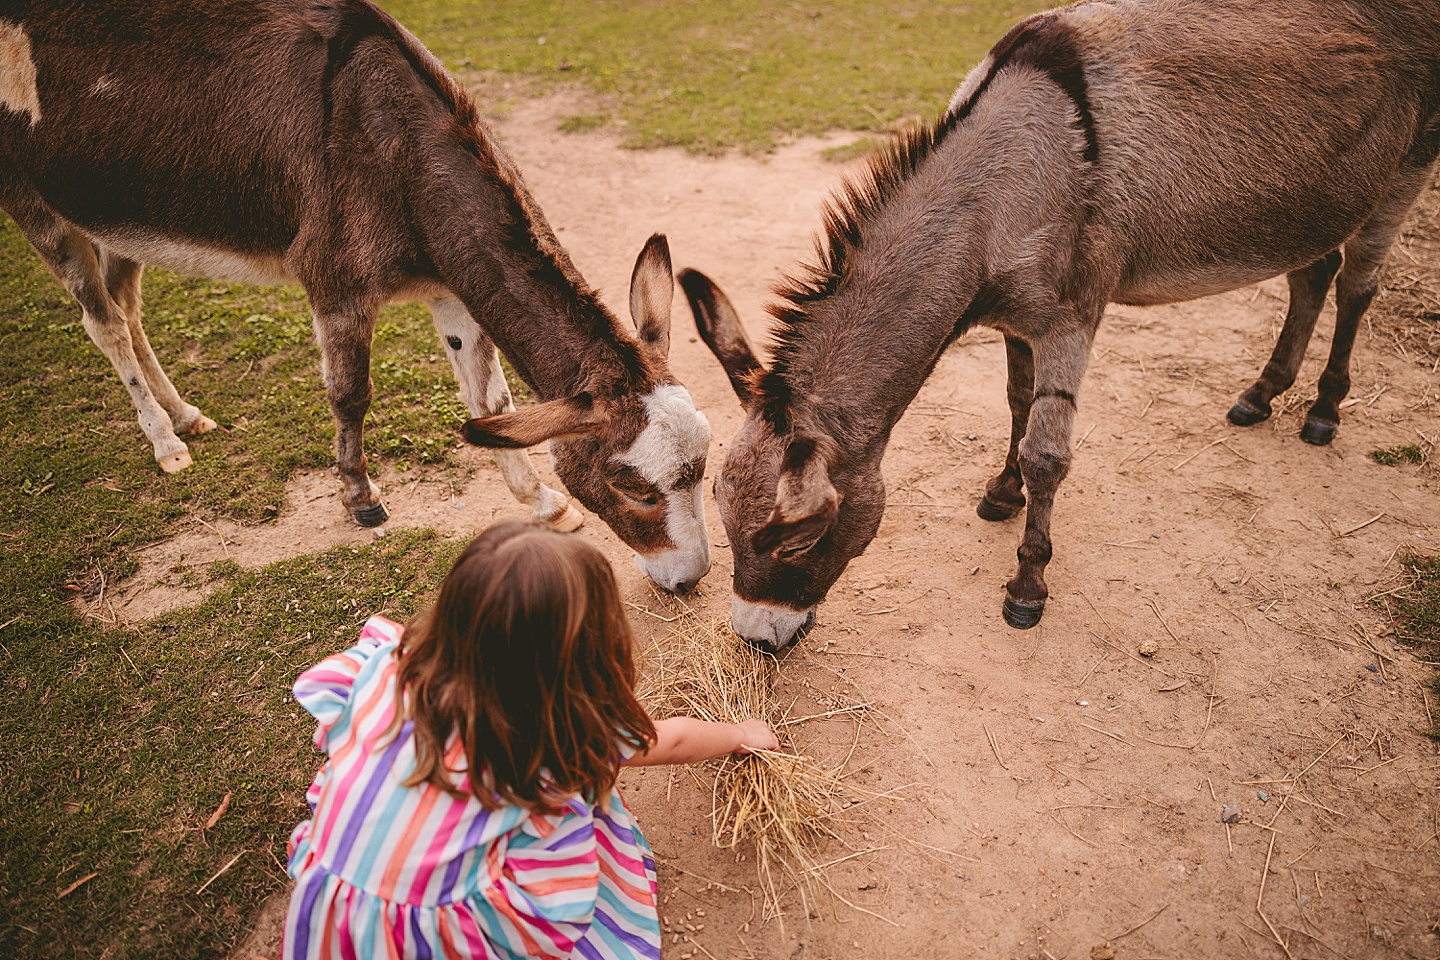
[205,791,232,829]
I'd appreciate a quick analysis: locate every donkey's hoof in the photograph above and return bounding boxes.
[1002,596,1046,630]
[1227,397,1271,427]
[352,502,390,527]
[1300,418,1337,446]
[183,414,219,436]
[976,495,1022,522]
[157,449,193,474]
[541,502,585,533]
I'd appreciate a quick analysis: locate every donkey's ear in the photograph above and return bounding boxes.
[629,234,673,363]
[678,268,764,407]
[461,394,607,449]
[753,437,840,559]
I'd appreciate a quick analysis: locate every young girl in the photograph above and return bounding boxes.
[284,521,776,960]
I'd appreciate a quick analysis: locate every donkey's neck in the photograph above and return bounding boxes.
[769,87,1086,451]
[414,132,647,401]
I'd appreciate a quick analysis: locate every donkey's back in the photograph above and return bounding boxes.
[1061,0,1440,303]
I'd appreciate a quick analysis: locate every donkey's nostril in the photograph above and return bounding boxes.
[674,578,699,595]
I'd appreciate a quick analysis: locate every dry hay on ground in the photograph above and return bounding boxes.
[638,615,888,924]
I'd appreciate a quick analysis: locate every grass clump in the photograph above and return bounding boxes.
[1376,553,1440,739]
[557,111,611,133]
[1370,444,1428,466]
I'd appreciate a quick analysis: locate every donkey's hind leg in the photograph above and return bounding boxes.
[1301,158,1436,444]
[16,213,192,472]
[428,298,582,531]
[1227,251,1342,427]
[978,335,1034,521]
[100,251,217,437]
[311,302,387,527]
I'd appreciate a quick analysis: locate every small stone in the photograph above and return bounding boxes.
[858,881,877,891]
[372,526,386,539]
[1091,944,1116,960]
[1257,790,1270,803]
[967,433,977,441]
[1221,804,1241,824]
[1364,663,1379,673]
[1138,638,1160,657]
[454,501,467,511]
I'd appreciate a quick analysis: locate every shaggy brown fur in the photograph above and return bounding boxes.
[686,0,1440,647]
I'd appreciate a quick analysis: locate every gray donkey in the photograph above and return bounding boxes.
[0,0,713,592]
[682,0,1440,649]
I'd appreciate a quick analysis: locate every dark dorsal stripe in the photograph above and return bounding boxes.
[760,10,1100,429]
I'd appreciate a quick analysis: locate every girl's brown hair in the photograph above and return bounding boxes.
[391,522,655,812]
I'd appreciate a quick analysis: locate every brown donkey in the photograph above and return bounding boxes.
[0,1,712,591]
[682,0,1440,649]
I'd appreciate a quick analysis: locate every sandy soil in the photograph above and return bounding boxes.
[131,91,1440,960]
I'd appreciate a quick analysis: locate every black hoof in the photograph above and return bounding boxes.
[977,495,1021,522]
[1002,596,1045,630]
[1227,397,1270,427]
[352,502,389,527]
[1299,418,1337,446]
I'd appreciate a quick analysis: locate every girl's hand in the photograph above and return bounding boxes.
[734,719,779,755]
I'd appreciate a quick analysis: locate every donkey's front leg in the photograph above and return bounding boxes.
[428,299,582,532]
[978,335,1034,521]
[1003,325,1093,629]
[313,306,387,527]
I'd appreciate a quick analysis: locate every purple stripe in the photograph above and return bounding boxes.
[596,908,661,959]
[329,723,411,874]
[593,807,634,841]
[549,820,595,851]
[289,866,330,960]
[437,807,492,904]
[409,909,433,960]
[573,935,604,960]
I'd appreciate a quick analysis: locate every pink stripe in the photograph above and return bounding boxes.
[389,906,405,960]
[594,828,647,875]
[315,673,397,852]
[339,884,357,960]
[455,903,490,957]
[404,795,468,903]
[506,852,596,873]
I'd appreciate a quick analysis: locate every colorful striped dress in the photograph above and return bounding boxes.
[284,616,662,960]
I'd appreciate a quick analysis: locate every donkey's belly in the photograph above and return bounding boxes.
[1111,265,1280,308]
[90,229,295,286]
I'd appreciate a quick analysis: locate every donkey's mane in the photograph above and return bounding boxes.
[372,3,653,388]
[759,9,1089,426]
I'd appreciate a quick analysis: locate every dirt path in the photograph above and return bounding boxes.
[187,92,1439,960]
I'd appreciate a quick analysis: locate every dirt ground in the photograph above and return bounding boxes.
[118,91,1440,959]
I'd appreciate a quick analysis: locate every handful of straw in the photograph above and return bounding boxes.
[638,615,860,919]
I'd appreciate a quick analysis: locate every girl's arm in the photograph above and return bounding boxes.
[625,717,778,767]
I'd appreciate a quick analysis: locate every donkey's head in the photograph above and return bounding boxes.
[679,269,886,651]
[463,237,712,592]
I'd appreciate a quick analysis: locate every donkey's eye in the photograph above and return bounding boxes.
[615,485,661,508]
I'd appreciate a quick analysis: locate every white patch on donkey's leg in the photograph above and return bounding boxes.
[428,298,580,529]
[0,21,42,126]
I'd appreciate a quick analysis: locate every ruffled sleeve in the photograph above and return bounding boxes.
[477,798,600,959]
[292,615,403,750]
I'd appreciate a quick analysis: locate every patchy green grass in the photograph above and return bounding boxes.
[1371,444,1428,466]
[0,211,476,957]
[386,0,1055,152]
[2,2,1064,953]
[557,111,611,133]
[1378,553,1440,739]
[819,136,883,164]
